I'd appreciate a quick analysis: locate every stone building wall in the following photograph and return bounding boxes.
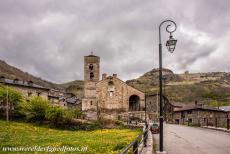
[82,54,146,121]
[96,75,145,113]
[82,55,100,111]
[8,85,48,99]
[173,109,228,128]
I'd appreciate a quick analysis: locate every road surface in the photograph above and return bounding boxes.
[154,124,230,154]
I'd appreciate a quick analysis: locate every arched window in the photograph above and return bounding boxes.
[89,64,94,70]
[108,81,115,97]
[90,72,94,80]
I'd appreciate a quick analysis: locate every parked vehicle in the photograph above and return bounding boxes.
[150,123,159,134]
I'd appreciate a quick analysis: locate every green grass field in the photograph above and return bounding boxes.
[0,120,140,154]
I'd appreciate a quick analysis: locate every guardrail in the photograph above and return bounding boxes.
[120,127,148,154]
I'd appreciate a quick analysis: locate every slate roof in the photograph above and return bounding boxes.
[174,105,227,113]
[0,78,49,90]
[219,106,230,112]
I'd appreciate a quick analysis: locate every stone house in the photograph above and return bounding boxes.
[48,89,66,104]
[59,96,81,109]
[0,77,81,110]
[173,105,228,128]
[48,89,81,109]
[82,54,145,120]
[0,77,49,99]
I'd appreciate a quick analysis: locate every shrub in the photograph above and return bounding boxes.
[63,109,75,123]
[24,96,49,121]
[45,106,64,124]
[0,84,23,118]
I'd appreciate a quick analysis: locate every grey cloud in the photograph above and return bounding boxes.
[0,0,230,83]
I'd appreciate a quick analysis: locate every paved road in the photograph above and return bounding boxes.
[154,124,230,154]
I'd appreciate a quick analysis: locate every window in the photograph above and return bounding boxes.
[187,110,192,114]
[90,101,93,105]
[13,78,19,84]
[89,64,94,70]
[28,81,33,86]
[108,81,115,97]
[90,72,94,80]
[181,111,185,118]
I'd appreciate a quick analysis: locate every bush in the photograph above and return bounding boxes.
[45,106,64,124]
[0,84,23,118]
[63,108,75,123]
[23,96,49,121]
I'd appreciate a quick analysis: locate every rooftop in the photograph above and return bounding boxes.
[174,105,227,113]
[219,106,230,112]
[0,78,49,90]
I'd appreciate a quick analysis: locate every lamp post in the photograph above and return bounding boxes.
[158,20,177,153]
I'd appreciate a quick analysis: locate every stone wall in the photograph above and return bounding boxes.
[173,109,228,128]
[82,55,100,111]
[96,75,145,112]
[8,85,48,100]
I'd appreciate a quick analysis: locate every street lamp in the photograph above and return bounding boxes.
[158,20,177,153]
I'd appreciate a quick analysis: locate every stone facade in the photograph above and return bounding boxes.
[0,78,49,99]
[173,107,228,128]
[82,55,100,111]
[96,74,145,112]
[82,54,145,121]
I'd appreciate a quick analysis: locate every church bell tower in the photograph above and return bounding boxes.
[82,53,100,111]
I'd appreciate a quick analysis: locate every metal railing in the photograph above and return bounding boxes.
[120,127,148,154]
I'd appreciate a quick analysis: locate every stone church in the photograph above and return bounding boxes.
[82,54,146,121]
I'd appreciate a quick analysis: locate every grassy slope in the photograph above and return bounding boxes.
[126,69,230,103]
[0,120,140,154]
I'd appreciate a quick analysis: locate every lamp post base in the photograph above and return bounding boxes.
[156,151,167,154]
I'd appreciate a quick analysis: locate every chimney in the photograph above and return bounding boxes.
[102,73,107,80]
[195,100,198,107]
[113,74,117,78]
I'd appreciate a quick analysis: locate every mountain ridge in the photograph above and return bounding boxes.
[1,59,230,103]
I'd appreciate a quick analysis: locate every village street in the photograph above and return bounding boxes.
[154,124,230,154]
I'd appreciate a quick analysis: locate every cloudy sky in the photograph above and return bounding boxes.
[0,0,230,83]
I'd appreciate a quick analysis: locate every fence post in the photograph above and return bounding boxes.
[227,119,229,130]
[133,140,138,154]
[144,130,148,147]
[215,118,217,128]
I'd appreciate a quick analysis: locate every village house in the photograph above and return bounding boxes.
[173,103,229,128]
[0,76,80,110]
[0,76,49,99]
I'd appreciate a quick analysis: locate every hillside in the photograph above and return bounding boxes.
[126,69,230,104]
[0,59,84,97]
[0,60,57,88]
[58,80,84,98]
[1,59,230,104]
